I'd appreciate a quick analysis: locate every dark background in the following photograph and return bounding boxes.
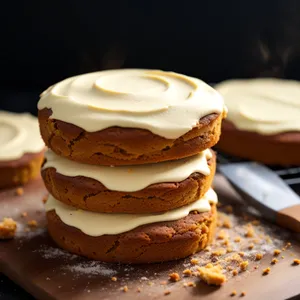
[1,0,300,115]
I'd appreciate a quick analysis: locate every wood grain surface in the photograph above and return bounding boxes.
[0,175,300,300]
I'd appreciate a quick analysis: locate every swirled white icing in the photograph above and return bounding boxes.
[38,69,225,139]
[215,78,300,134]
[0,111,45,161]
[46,189,217,236]
[43,149,212,192]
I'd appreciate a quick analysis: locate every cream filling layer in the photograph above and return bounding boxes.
[38,69,225,139]
[46,189,217,236]
[215,78,300,135]
[43,149,212,192]
[0,111,45,161]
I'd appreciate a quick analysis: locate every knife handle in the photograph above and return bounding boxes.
[277,204,300,233]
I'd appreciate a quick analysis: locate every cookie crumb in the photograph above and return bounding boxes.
[226,247,233,253]
[15,187,24,196]
[232,270,238,276]
[164,290,171,296]
[239,261,249,271]
[21,212,27,218]
[241,291,246,297]
[137,287,141,293]
[27,220,38,227]
[185,281,196,287]
[212,249,226,256]
[183,269,192,277]
[273,249,281,256]
[262,267,270,275]
[42,195,48,204]
[245,225,254,238]
[111,277,117,282]
[255,253,263,261]
[227,266,233,271]
[121,286,128,292]
[230,290,237,296]
[169,272,180,282]
[234,236,241,243]
[252,220,260,226]
[224,205,233,214]
[248,243,254,250]
[223,218,232,229]
[217,230,227,240]
[293,259,300,265]
[191,258,199,265]
[0,218,17,239]
[281,256,285,259]
[271,258,278,265]
[286,242,292,248]
[197,263,226,285]
[160,281,167,285]
[238,252,245,257]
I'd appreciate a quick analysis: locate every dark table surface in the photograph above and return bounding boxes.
[0,274,33,300]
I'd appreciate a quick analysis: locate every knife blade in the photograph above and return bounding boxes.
[218,162,300,232]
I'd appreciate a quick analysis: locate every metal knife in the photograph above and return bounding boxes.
[218,162,300,232]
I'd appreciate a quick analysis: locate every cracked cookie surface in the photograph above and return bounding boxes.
[46,204,216,263]
[38,108,224,165]
[42,153,216,213]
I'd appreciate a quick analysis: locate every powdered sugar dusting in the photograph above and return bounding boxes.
[37,246,77,260]
[65,261,117,277]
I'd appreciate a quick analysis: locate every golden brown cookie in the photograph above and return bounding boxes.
[217,120,300,165]
[0,151,45,189]
[46,204,217,264]
[38,108,224,165]
[42,152,216,213]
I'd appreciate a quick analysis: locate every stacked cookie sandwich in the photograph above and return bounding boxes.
[38,69,226,263]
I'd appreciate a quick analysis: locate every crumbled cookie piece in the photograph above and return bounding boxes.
[252,220,260,226]
[293,259,300,265]
[271,258,278,265]
[42,195,48,204]
[121,286,128,292]
[238,252,245,257]
[273,249,281,256]
[217,230,227,240]
[197,263,226,286]
[0,218,17,239]
[183,269,192,277]
[15,187,24,196]
[262,267,270,275]
[222,218,232,229]
[212,249,226,256]
[164,290,171,295]
[111,276,117,282]
[191,258,199,265]
[21,212,27,218]
[160,281,167,285]
[239,261,249,271]
[169,272,180,282]
[224,205,233,214]
[234,236,241,243]
[232,270,238,276]
[255,253,263,261]
[230,290,237,296]
[245,225,254,238]
[137,287,141,293]
[27,220,38,227]
[285,242,292,248]
[248,243,254,250]
[241,291,246,297]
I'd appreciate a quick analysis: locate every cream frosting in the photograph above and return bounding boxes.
[38,69,225,139]
[46,189,217,236]
[43,149,212,192]
[215,78,300,135]
[0,111,45,161]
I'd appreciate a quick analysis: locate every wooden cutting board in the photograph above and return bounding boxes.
[1,175,300,300]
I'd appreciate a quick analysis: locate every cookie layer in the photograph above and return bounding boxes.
[39,108,223,165]
[217,120,300,165]
[46,204,216,263]
[42,151,216,213]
